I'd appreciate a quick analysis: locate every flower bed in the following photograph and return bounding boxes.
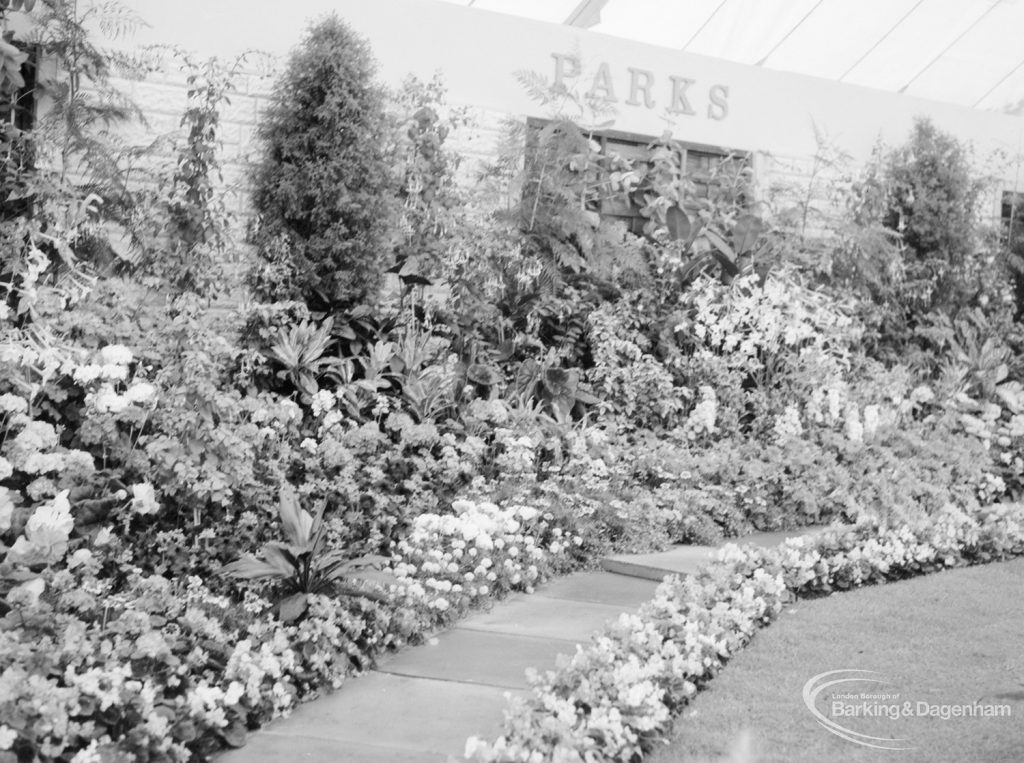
[465,502,1024,762]
[0,497,575,762]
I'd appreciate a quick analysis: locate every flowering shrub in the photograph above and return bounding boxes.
[390,498,581,630]
[0,554,392,763]
[0,489,581,762]
[586,298,685,429]
[467,501,1024,762]
[670,271,860,436]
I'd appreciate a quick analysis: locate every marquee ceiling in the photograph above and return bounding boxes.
[435,0,1024,113]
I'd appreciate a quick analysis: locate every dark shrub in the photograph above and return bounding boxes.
[248,14,395,311]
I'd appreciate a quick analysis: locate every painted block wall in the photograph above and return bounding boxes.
[53,0,1024,237]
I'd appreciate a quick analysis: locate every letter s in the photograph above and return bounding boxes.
[708,84,729,120]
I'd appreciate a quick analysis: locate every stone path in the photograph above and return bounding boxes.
[218,530,822,763]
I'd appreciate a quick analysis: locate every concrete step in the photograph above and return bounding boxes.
[600,526,836,581]
[456,592,629,642]
[376,628,572,690]
[219,672,517,763]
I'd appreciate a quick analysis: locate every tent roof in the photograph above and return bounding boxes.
[435,0,1024,113]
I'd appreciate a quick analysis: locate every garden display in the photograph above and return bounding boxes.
[2,5,1024,762]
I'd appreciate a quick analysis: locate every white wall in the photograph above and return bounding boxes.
[112,0,1024,174]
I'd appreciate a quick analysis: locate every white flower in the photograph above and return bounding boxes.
[67,548,94,569]
[0,725,16,751]
[0,456,12,481]
[123,382,157,404]
[91,388,128,414]
[21,452,64,474]
[11,576,45,605]
[845,407,863,443]
[224,681,245,706]
[0,488,13,533]
[279,399,302,422]
[99,344,133,366]
[516,506,539,522]
[910,385,934,405]
[26,490,75,539]
[311,390,335,417]
[131,483,160,515]
[0,393,27,414]
[73,364,103,384]
[863,404,880,439]
[99,363,129,381]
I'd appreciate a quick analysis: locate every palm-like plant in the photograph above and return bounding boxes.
[266,318,341,400]
[219,485,384,622]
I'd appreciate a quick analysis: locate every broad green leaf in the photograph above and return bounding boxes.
[277,593,308,623]
[732,214,763,254]
[277,484,314,548]
[703,228,736,261]
[219,557,286,581]
[665,205,691,242]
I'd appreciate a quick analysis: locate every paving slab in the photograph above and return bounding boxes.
[376,628,572,689]
[734,525,833,549]
[600,527,836,581]
[457,593,627,642]
[220,733,443,763]
[601,544,718,581]
[537,570,661,608]
[218,672,518,761]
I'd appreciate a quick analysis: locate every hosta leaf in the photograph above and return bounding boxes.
[277,593,308,623]
[732,214,763,254]
[262,543,300,574]
[219,720,247,748]
[277,484,314,548]
[219,557,286,581]
[665,205,690,242]
[703,228,735,262]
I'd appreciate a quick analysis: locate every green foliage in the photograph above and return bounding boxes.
[586,295,684,429]
[219,484,384,622]
[636,137,770,287]
[265,317,341,401]
[129,50,258,295]
[886,118,983,269]
[387,74,468,290]
[248,14,396,312]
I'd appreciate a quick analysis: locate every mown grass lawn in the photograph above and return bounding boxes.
[649,557,1024,763]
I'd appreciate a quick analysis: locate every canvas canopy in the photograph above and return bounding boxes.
[435,0,1024,113]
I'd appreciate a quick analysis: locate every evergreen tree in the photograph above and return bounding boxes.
[248,14,395,311]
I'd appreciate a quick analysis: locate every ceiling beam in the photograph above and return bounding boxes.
[839,0,924,82]
[973,53,1024,108]
[898,0,1000,93]
[682,0,728,52]
[756,0,826,66]
[565,0,608,28]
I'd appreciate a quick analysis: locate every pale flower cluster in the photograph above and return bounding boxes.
[6,490,75,567]
[468,502,1024,762]
[772,404,803,442]
[468,398,510,425]
[392,498,574,618]
[467,554,787,762]
[681,273,855,374]
[492,430,537,476]
[681,386,717,440]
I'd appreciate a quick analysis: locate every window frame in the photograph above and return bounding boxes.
[524,116,749,237]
